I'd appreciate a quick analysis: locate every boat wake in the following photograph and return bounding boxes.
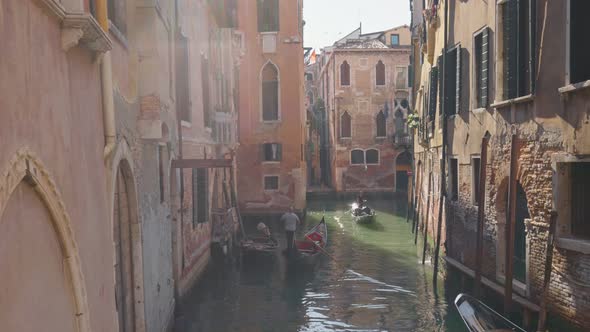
[343,269,416,296]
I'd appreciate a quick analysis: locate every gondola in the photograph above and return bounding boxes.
[288,217,327,265]
[240,236,278,255]
[454,293,527,332]
[351,203,376,224]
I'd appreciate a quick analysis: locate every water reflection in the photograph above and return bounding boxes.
[175,198,465,332]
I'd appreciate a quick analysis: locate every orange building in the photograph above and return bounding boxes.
[235,0,306,214]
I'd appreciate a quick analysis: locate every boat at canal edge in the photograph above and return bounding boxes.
[455,293,526,332]
[288,217,327,265]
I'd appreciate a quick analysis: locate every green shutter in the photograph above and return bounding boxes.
[456,47,462,114]
[436,55,442,116]
[529,0,536,94]
[481,28,489,107]
[504,0,518,99]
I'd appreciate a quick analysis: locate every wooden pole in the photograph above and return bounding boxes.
[406,176,414,223]
[504,134,519,313]
[537,211,557,332]
[412,167,422,235]
[413,188,422,243]
[422,171,433,265]
[474,134,490,297]
[433,159,446,284]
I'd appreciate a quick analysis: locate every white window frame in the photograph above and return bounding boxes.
[340,111,352,139]
[365,148,380,165]
[350,149,365,165]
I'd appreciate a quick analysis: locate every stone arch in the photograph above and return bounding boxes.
[0,148,91,331]
[107,140,146,332]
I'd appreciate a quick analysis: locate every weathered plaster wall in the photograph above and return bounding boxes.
[0,1,115,331]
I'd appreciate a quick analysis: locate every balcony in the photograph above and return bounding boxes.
[393,133,412,148]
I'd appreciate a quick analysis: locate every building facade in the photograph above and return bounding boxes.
[411,0,590,329]
[316,26,413,193]
[235,0,306,214]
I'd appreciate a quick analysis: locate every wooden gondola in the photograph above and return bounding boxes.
[241,236,278,255]
[351,205,376,224]
[287,217,328,265]
[454,293,527,332]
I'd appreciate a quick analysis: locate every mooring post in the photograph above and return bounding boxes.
[474,134,490,297]
[504,134,519,313]
[422,171,433,265]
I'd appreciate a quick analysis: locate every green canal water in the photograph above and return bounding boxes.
[174,198,467,332]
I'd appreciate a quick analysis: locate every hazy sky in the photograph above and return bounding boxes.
[303,0,411,50]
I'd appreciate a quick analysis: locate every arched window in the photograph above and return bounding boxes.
[376,60,385,86]
[366,149,379,164]
[376,110,386,137]
[340,111,351,138]
[395,109,405,135]
[340,61,350,86]
[262,62,279,121]
[351,149,365,165]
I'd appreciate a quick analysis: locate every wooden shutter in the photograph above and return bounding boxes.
[456,47,462,114]
[504,0,518,99]
[192,169,198,226]
[437,55,443,116]
[429,66,439,120]
[481,28,489,107]
[528,0,536,94]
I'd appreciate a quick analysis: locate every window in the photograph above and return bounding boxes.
[305,72,313,81]
[201,55,211,126]
[444,46,461,115]
[262,62,279,121]
[472,157,481,205]
[396,67,408,89]
[450,158,458,201]
[262,143,282,162]
[501,0,535,99]
[257,0,279,32]
[391,34,400,46]
[376,111,386,137]
[340,111,351,138]
[571,163,590,238]
[107,0,127,35]
[366,149,379,164]
[340,61,350,86]
[376,60,386,86]
[176,33,191,122]
[264,176,279,190]
[569,0,590,84]
[192,168,209,226]
[351,150,365,165]
[474,28,490,108]
[428,65,439,120]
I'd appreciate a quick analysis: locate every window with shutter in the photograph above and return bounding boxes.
[262,62,279,121]
[257,0,279,32]
[475,28,490,108]
[444,47,460,115]
[437,55,443,115]
[429,65,439,120]
[570,0,590,84]
[201,55,211,126]
[502,0,535,99]
[340,61,350,86]
[262,143,282,162]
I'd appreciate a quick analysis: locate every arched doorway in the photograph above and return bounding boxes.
[395,151,412,192]
[113,161,139,332]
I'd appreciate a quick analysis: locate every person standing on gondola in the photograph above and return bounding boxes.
[281,206,300,253]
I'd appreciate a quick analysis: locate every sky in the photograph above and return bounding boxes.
[303,0,411,50]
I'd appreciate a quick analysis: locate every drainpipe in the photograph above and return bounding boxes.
[96,0,117,159]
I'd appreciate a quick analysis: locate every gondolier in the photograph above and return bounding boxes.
[281,206,300,252]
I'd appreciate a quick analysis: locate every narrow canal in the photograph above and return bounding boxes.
[175,198,466,331]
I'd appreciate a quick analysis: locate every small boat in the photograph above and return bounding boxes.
[289,217,328,264]
[241,236,278,255]
[454,293,526,332]
[351,204,376,224]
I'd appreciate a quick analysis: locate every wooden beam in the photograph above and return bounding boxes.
[505,134,519,313]
[172,158,233,169]
[474,134,490,297]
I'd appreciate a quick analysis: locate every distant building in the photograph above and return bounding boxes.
[316,25,413,193]
[235,0,307,214]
